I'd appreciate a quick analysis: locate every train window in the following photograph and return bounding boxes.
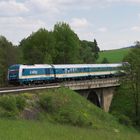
[22,69,25,73]
[65,69,67,73]
[67,69,70,73]
[46,69,50,74]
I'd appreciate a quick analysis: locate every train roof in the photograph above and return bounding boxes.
[9,63,123,69]
[9,64,52,69]
[21,64,52,69]
[53,63,123,68]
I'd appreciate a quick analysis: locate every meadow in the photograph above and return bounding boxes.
[97,48,131,63]
[0,119,140,140]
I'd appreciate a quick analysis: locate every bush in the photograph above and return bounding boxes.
[118,115,132,126]
[39,95,53,112]
[0,96,17,112]
[38,90,93,127]
[16,96,26,111]
[39,91,69,113]
[111,112,132,126]
[0,95,26,119]
[55,108,92,127]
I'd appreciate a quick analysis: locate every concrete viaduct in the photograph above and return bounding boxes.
[63,78,120,112]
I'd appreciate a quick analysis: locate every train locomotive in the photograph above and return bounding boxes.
[8,63,124,85]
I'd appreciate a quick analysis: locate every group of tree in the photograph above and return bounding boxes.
[20,22,99,64]
[111,42,140,127]
[0,22,100,85]
[0,36,19,85]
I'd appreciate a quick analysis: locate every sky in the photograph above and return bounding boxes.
[0,0,140,50]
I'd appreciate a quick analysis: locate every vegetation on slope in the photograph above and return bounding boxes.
[0,87,139,140]
[0,88,120,129]
[0,119,139,140]
[0,88,133,129]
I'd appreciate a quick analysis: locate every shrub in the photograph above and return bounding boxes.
[16,96,26,111]
[0,96,17,112]
[39,95,53,112]
[111,112,132,126]
[118,114,132,126]
[39,92,68,113]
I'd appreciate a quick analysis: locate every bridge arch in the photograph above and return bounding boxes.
[87,91,101,107]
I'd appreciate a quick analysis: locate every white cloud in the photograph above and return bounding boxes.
[131,26,140,32]
[106,0,140,3]
[70,18,91,29]
[0,16,46,44]
[0,16,45,29]
[25,0,62,15]
[0,0,29,16]
[98,27,108,32]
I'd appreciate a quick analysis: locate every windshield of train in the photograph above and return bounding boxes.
[8,65,19,80]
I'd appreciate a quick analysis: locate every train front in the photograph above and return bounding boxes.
[8,64,20,84]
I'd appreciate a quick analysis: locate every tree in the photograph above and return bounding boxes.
[123,42,140,125]
[20,29,55,64]
[0,36,18,85]
[80,40,96,63]
[101,57,109,64]
[80,40,100,63]
[53,22,80,64]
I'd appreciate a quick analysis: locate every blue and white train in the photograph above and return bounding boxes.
[8,63,124,85]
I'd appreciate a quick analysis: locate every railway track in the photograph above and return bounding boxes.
[0,83,60,94]
[0,78,120,94]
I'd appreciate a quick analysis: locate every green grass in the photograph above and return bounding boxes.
[97,48,131,63]
[0,119,139,140]
[0,88,139,140]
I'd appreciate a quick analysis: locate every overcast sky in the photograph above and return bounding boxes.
[0,0,140,50]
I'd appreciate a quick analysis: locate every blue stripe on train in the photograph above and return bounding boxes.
[19,77,55,84]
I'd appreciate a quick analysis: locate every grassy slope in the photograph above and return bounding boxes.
[97,48,131,63]
[0,88,139,140]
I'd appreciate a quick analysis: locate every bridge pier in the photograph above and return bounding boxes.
[100,87,115,112]
[77,87,115,112]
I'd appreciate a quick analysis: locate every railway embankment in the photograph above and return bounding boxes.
[0,87,139,140]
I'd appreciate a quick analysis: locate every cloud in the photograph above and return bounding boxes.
[98,27,108,32]
[106,0,140,4]
[0,16,45,29]
[70,18,92,29]
[131,26,140,32]
[0,0,29,17]
[25,0,60,15]
[0,16,46,44]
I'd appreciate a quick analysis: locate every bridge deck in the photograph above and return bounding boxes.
[0,78,120,94]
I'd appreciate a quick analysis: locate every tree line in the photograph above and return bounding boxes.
[0,22,100,85]
[111,42,140,127]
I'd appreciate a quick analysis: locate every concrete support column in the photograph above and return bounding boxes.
[101,87,115,112]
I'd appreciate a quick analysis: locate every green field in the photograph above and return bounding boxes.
[97,48,131,63]
[0,119,139,140]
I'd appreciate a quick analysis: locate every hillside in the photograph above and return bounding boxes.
[97,48,131,63]
[0,88,139,140]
